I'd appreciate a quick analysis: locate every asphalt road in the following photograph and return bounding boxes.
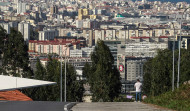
[71,102,172,111]
[0,101,69,111]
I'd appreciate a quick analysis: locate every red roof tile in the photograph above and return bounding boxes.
[0,90,32,101]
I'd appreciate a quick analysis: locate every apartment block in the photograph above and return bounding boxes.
[38,29,58,40]
[83,29,94,46]
[94,29,105,44]
[0,23,10,34]
[28,40,80,56]
[18,22,30,42]
[70,46,95,58]
[17,2,26,14]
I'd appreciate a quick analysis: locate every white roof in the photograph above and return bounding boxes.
[0,75,56,91]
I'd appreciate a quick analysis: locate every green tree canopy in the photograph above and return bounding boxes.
[23,56,84,102]
[143,49,190,96]
[2,28,30,76]
[85,40,121,102]
[0,26,7,56]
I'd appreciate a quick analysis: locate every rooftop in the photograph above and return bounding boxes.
[0,90,32,101]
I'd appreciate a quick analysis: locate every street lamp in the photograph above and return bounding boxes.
[171,21,176,91]
[60,43,72,102]
[177,7,190,88]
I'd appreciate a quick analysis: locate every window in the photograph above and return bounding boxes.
[47,45,50,53]
[41,45,44,53]
[50,45,53,53]
[38,45,41,53]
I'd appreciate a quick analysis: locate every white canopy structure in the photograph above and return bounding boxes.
[0,75,56,91]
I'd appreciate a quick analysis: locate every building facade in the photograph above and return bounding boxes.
[117,39,169,92]
[17,2,26,14]
[38,29,58,40]
[18,22,30,42]
[0,23,10,34]
[28,40,80,56]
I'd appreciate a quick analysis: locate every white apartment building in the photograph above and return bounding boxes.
[0,23,10,34]
[118,42,168,58]
[94,29,117,44]
[95,30,105,44]
[105,29,116,40]
[70,49,83,57]
[57,27,72,36]
[117,41,169,92]
[70,46,95,58]
[83,20,91,28]
[81,46,95,57]
[18,22,30,42]
[76,20,83,28]
[92,9,98,15]
[83,29,93,47]
[17,2,26,14]
[38,29,58,40]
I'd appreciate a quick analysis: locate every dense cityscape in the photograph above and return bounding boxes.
[0,0,190,110]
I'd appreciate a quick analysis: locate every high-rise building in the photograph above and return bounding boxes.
[0,23,10,34]
[78,9,90,20]
[38,29,58,40]
[50,5,58,14]
[83,9,89,16]
[17,2,26,14]
[18,22,30,43]
[142,0,146,4]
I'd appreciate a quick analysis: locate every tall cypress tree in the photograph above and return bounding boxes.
[89,40,121,102]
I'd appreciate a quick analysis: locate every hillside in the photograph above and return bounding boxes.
[144,84,190,111]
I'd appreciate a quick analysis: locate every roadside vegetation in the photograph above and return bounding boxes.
[143,48,190,110]
[144,84,190,111]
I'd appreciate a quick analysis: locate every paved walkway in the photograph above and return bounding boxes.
[71,102,172,111]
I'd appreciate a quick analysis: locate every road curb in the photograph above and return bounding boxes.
[64,102,77,111]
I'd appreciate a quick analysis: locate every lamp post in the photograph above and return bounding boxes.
[64,48,66,102]
[171,22,175,91]
[60,53,63,102]
[60,43,72,102]
[177,19,181,88]
[177,7,190,88]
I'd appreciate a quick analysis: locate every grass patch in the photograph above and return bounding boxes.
[144,84,190,111]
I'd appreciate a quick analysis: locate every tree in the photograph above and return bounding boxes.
[22,58,47,101]
[3,28,30,76]
[66,63,84,102]
[180,49,190,84]
[142,58,152,96]
[87,40,121,102]
[0,26,7,75]
[82,62,91,80]
[23,56,84,102]
[30,28,39,40]
[0,26,7,56]
[143,48,190,96]
[143,49,172,96]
